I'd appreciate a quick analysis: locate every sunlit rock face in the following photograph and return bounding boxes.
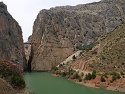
[0,2,26,70]
[31,0,125,71]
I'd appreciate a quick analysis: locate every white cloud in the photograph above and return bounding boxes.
[1,0,100,42]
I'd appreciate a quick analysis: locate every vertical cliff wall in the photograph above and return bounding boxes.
[31,0,125,71]
[0,2,26,70]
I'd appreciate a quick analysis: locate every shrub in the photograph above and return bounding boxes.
[104,72,108,78]
[78,77,82,82]
[84,73,92,80]
[91,70,96,79]
[72,55,76,60]
[74,72,80,79]
[72,72,82,82]
[61,72,67,77]
[92,51,97,54]
[120,71,124,75]
[0,59,23,77]
[80,72,84,77]
[111,72,121,82]
[116,74,121,79]
[112,75,116,82]
[0,59,25,89]
[11,75,25,89]
[51,66,58,71]
[110,72,117,76]
[101,76,106,82]
[68,68,75,75]
[89,64,93,68]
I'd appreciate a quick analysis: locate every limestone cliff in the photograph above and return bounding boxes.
[31,0,125,71]
[0,2,26,70]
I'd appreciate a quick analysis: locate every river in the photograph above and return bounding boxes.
[24,72,124,94]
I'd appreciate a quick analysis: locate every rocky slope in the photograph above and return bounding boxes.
[0,78,16,94]
[0,2,26,70]
[89,24,125,72]
[69,24,125,72]
[54,24,125,92]
[0,77,31,94]
[31,0,125,71]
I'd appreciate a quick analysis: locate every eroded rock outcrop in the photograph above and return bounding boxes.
[31,0,125,71]
[0,78,16,94]
[0,2,26,70]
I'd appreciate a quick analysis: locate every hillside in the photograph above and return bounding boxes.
[30,0,125,71]
[52,24,125,92]
[89,24,125,72]
[68,24,125,72]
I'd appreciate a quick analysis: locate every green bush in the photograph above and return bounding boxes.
[110,71,116,76]
[51,66,58,71]
[120,71,124,75]
[78,77,82,82]
[80,72,84,77]
[111,72,121,82]
[101,76,106,82]
[11,75,25,89]
[0,59,26,89]
[68,69,75,75]
[72,72,82,82]
[72,55,76,60]
[104,72,108,78]
[116,74,121,79]
[91,70,96,79]
[84,73,92,80]
[0,59,23,77]
[61,72,67,77]
[74,72,80,79]
[112,75,116,82]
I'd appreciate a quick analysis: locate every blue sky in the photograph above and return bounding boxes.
[1,0,100,42]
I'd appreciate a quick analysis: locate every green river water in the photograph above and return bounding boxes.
[24,72,124,94]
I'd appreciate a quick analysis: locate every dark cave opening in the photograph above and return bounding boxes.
[27,55,32,72]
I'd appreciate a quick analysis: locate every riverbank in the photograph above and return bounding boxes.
[24,72,124,94]
[52,73,125,93]
[72,76,125,92]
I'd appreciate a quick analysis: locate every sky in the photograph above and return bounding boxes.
[1,0,100,42]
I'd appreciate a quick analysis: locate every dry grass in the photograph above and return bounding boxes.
[89,24,125,72]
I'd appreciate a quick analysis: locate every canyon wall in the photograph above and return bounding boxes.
[0,2,26,70]
[31,0,125,71]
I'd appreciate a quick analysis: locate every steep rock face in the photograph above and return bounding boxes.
[0,2,26,70]
[31,0,125,71]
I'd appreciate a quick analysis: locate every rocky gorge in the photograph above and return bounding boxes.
[1,0,125,93]
[29,0,125,71]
